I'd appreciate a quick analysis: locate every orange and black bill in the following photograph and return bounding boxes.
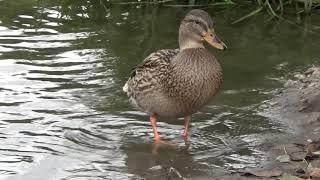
[202,29,227,50]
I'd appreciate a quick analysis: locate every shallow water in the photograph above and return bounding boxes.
[0,1,320,179]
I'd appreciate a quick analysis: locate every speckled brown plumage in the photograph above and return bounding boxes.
[123,9,226,141]
[124,47,223,118]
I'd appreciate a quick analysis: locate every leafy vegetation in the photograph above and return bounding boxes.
[235,0,320,23]
[105,0,320,23]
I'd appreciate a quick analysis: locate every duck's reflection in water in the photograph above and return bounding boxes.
[122,140,226,179]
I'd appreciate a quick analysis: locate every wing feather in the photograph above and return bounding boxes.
[123,49,179,96]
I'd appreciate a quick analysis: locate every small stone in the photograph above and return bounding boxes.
[308,82,317,87]
[294,74,306,80]
[296,168,305,174]
[276,154,291,163]
[241,169,283,178]
[284,80,296,87]
[305,68,315,75]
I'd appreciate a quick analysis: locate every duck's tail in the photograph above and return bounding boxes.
[122,82,128,93]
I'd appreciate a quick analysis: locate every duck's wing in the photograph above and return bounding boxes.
[123,49,179,95]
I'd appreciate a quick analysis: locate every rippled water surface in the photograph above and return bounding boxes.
[1,1,320,179]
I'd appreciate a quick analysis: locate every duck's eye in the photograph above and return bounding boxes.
[195,21,200,25]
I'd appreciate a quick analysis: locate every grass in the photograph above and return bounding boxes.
[231,0,320,24]
[107,0,320,23]
[254,0,320,14]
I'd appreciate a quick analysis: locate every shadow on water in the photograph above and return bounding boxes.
[0,0,320,179]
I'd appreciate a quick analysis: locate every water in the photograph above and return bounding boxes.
[0,1,319,179]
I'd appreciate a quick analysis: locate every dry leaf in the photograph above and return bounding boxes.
[306,140,320,160]
[290,151,307,161]
[310,168,320,180]
[280,173,303,180]
[313,151,320,155]
[307,140,320,154]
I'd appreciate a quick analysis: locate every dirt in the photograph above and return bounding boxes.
[218,65,320,180]
[268,65,320,143]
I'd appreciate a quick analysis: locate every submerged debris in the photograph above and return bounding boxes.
[148,165,163,171]
[240,169,283,178]
[167,167,186,180]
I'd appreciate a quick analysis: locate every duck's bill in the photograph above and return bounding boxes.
[202,29,227,50]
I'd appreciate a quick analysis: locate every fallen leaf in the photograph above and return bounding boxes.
[313,151,320,155]
[310,168,320,180]
[306,144,320,160]
[241,169,282,178]
[277,154,291,163]
[280,173,303,180]
[306,140,320,155]
[290,151,307,161]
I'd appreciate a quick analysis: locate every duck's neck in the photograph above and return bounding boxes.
[179,30,204,50]
[179,41,204,50]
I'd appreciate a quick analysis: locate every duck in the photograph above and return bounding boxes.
[123,9,227,143]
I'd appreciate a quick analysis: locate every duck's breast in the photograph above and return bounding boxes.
[164,48,223,114]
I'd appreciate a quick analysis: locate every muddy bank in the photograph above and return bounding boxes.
[225,65,320,180]
[270,65,320,135]
[264,65,320,179]
[266,65,320,145]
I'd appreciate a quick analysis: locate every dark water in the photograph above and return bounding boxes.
[0,0,319,179]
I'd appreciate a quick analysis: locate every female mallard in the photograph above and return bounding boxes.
[123,9,227,142]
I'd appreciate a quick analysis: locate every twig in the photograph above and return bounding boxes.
[113,0,173,5]
[162,4,207,7]
[215,136,229,146]
[163,2,235,7]
[232,7,263,24]
[167,167,186,180]
[303,158,309,166]
[283,147,288,155]
[100,0,110,14]
[265,0,277,17]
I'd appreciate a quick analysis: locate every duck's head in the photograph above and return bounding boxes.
[179,9,227,51]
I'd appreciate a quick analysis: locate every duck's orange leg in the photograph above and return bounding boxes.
[150,115,161,141]
[182,116,191,139]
